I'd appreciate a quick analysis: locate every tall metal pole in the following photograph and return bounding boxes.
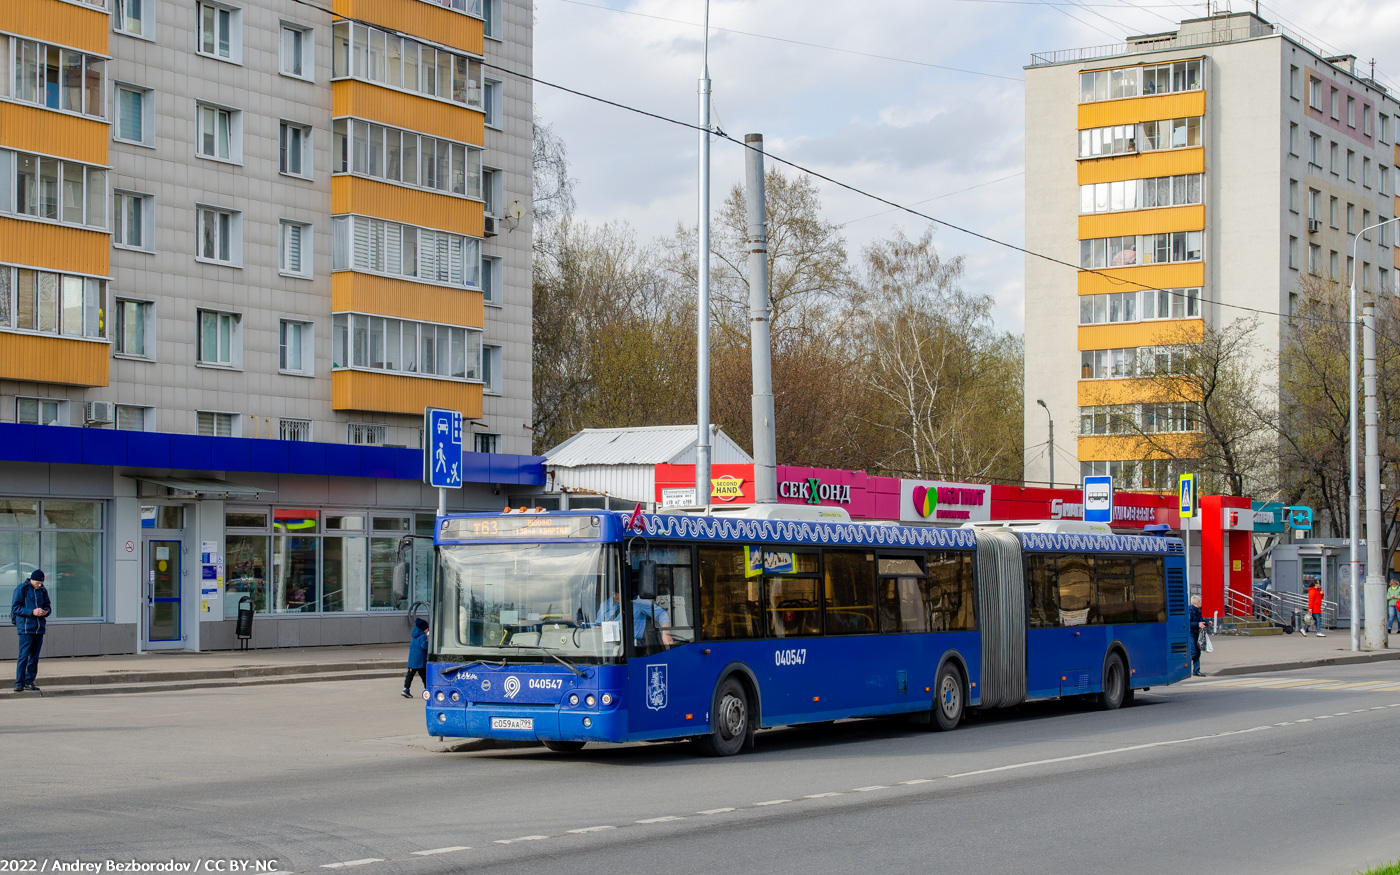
[1349,234,1361,651]
[745,134,777,504]
[694,0,713,507]
[1037,399,1054,488]
[1363,302,1388,649]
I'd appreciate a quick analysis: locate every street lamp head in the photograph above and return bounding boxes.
[1036,398,1047,409]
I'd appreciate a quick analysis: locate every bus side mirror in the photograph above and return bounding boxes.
[637,560,658,601]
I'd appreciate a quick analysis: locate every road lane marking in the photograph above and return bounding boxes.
[804,793,841,799]
[567,826,615,834]
[696,808,735,815]
[495,836,548,844]
[636,816,684,823]
[320,862,382,869]
[853,785,887,792]
[900,779,934,785]
[411,847,470,856]
[753,799,790,806]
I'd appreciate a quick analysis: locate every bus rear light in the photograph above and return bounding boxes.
[423,690,431,701]
[585,695,596,707]
[582,717,592,728]
[601,693,613,705]
[438,713,447,723]
[450,691,461,703]
[568,693,579,706]
[436,691,446,702]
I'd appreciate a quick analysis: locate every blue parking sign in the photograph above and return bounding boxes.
[425,408,463,488]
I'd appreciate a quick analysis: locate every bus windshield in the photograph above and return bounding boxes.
[433,541,624,664]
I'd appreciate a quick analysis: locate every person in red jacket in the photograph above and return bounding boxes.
[1304,577,1326,637]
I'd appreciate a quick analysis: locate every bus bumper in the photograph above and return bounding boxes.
[425,703,628,744]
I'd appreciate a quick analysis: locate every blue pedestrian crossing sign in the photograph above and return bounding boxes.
[425,408,463,489]
[1178,474,1196,519]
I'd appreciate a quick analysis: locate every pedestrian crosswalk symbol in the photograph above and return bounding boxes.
[1178,474,1196,519]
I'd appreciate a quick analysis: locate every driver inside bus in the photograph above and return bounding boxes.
[594,589,673,646]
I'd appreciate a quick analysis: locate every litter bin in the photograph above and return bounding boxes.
[235,596,254,650]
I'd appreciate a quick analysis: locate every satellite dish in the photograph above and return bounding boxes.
[507,200,526,221]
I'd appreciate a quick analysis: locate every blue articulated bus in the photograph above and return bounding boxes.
[410,508,1191,756]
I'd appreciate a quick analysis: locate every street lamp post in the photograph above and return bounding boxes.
[1348,215,1400,652]
[1037,398,1054,489]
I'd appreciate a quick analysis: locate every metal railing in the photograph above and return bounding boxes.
[1029,21,1326,69]
[1247,586,1338,632]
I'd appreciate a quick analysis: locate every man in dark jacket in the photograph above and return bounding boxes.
[12,569,51,692]
[1188,594,1206,677]
[403,617,429,698]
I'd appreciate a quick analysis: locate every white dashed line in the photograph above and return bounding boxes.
[1296,718,1313,722]
[495,836,548,844]
[853,786,887,792]
[1317,715,1333,719]
[320,862,383,870]
[636,816,684,824]
[411,847,470,856]
[567,826,615,834]
[804,793,841,799]
[696,808,736,815]
[900,779,934,785]
[753,799,790,806]
[1390,703,1400,707]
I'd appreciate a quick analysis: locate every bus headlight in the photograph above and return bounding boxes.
[450,691,460,703]
[583,717,592,728]
[568,693,579,706]
[585,694,596,707]
[423,690,430,701]
[435,691,446,702]
[438,713,447,723]
[601,693,612,706]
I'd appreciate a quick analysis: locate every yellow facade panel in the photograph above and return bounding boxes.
[1078,378,1199,405]
[332,370,482,417]
[1078,205,1204,239]
[1077,319,1204,350]
[1078,262,1205,295]
[1076,433,1200,462]
[330,272,484,328]
[1077,91,1207,129]
[0,0,109,56]
[0,217,109,276]
[0,332,108,387]
[332,81,484,147]
[1077,148,1204,186]
[332,0,483,55]
[331,176,484,237]
[0,103,108,166]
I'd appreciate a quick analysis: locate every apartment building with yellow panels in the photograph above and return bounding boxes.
[0,0,541,658]
[1024,11,1400,492]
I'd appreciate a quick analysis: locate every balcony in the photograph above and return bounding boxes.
[332,369,482,417]
[0,332,108,387]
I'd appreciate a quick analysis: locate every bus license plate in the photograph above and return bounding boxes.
[491,717,533,731]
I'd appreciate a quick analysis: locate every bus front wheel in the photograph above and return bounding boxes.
[932,662,965,731]
[695,677,751,757]
[1097,652,1126,711]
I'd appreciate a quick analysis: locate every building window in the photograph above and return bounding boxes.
[481,255,501,304]
[1308,243,1321,275]
[1347,203,1355,233]
[197,309,241,367]
[1382,166,1390,196]
[0,265,104,338]
[279,23,313,79]
[197,411,239,437]
[1079,231,1202,268]
[1289,122,1298,156]
[1363,157,1371,188]
[331,312,482,381]
[332,215,481,288]
[279,220,312,277]
[347,423,386,445]
[1382,267,1391,291]
[1329,250,1339,280]
[112,84,152,145]
[114,298,151,357]
[1330,142,1339,174]
[15,398,65,426]
[483,344,502,393]
[1309,77,1322,111]
[1382,220,1392,249]
[279,121,312,178]
[197,2,241,63]
[1078,60,1200,103]
[1288,179,1298,213]
[279,319,313,374]
[1347,149,1355,181]
[197,205,240,265]
[1308,188,1320,221]
[1330,87,1339,120]
[0,499,104,619]
[9,40,106,118]
[1138,116,1201,151]
[1079,173,1202,214]
[1330,196,1338,228]
[112,191,152,250]
[1309,133,1321,165]
[474,432,499,453]
[1288,236,1298,270]
[114,0,149,36]
[1365,105,1373,136]
[1348,255,1355,281]
[331,119,481,198]
[1364,209,1372,239]
[415,0,485,14]
[0,149,107,230]
[279,419,312,442]
[197,103,240,162]
[1347,96,1355,127]
[330,21,483,110]
[1289,65,1299,99]
[484,79,502,127]
[115,405,151,431]
[482,167,500,214]
[483,0,500,37]
[1382,114,1391,143]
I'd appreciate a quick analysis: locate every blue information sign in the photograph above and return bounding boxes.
[425,408,463,489]
[1284,505,1313,531]
[1083,475,1113,523]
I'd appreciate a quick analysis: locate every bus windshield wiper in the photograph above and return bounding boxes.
[441,662,500,676]
[502,644,586,677]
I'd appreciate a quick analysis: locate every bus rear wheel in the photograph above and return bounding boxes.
[695,677,750,757]
[542,740,586,752]
[1097,652,1126,711]
[932,662,965,732]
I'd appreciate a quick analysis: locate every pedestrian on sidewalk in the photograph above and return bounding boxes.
[402,617,429,698]
[1387,577,1400,634]
[10,569,51,692]
[1304,577,1326,637]
[1189,595,1206,677]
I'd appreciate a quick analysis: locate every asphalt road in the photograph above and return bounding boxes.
[3,663,1399,874]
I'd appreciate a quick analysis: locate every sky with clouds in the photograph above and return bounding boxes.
[531,0,1400,333]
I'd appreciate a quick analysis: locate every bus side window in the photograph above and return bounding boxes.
[827,551,878,634]
[698,547,761,640]
[1095,557,1135,624]
[1026,555,1058,628]
[926,551,976,631]
[1056,554,1094,626]
[1134,558,1166,622]
[634,563,695,656]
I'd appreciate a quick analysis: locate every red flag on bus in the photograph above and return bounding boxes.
[626,503,645,532]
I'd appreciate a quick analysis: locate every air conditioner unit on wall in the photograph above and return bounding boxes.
[1308,218,1321,233]
[483,215,498,237]
[84,401,113,424]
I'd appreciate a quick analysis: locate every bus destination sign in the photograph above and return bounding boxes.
[442,515,601,541]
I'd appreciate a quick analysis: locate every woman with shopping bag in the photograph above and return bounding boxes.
[1188,595,1207,677]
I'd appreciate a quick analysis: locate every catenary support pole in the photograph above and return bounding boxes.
[694,0,713,506]
[1349,240,1361,651]
[745,134,777,504]
[1363,302,1387,649]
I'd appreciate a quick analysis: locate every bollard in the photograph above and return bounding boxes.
[235,595,254,651]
